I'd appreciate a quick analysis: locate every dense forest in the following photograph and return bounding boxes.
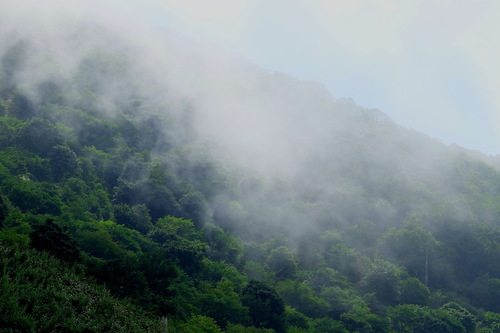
[3,4,500,333]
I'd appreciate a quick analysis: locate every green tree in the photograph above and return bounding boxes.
[204,223,242,265]
[276,279,328,318]
[388,304,465,333]
[7,179,62,215]
[148,216,206,275]
[340,304,389,333]
[16,118,64,156]
[266,246,298,281]
[359,259,401,309]
[308,268,350,292]
[468,276,500,312]
[441,302,476,333]
[173,315,222,333]
[378,217,437,285]
[0,190,11,228]
[398,277,430,306]
[49,144,80,181]
[481,312,500,333]
[320,286,368,319]
[225,324,275,333]
[241,280,286,333]
[325,243,369,283]
[134,180,180,221]
[29,219,80,263]
[197,281,249,328]
[311,317,349,333]
[285,306,310,330]
[113,203,152,234]
[61,177,113,221]
[0,116,23,149]
[179,191,213,227]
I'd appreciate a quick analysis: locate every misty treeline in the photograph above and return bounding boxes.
[2,3,500,333]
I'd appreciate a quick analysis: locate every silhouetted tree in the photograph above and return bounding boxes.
[29,219,80,263]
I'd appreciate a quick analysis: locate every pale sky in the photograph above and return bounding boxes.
[116,0,500,155]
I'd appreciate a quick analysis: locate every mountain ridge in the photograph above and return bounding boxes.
[1,2,500,332]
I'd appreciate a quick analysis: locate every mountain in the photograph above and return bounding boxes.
[1,2,500,332]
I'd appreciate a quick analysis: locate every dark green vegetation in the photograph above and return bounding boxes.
[2,27,500,333]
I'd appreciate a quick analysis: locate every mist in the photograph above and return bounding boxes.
[1,0,498,245]
[5,3,500,331]
[1,1,329,176]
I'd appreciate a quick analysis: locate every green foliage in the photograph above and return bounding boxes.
[0,116,23,149]
[441,302,476,333]
[204,223,243,265]
[267,246,298,281]
[340,304,389,333]
[359,259,402,309]
[200,258,246,291]
[0,147,52,181]
[241,280,286,333]
[113,203,152,233]
[481,312,500,333]
[29,219,80,263]
[467,276,500,312]
[243,261,269,282]
[0,190,11,228]
[324,243,370,282]
[378,217,437,284]
[149,216,206,274]
[0,235,168,332]
[388,304,466,333]
[308,268,351,292]
[15,118,65,157]
[6,178,62,215]
[0,99,8,116]
[163,146,231,200]
[117,179,180,221]
[179,190,213,226]
[61,177,113,221]
[285,306,310,330]
[276,279,328,318]
[321,286,369,318]
[77,228,130,260]
[398,277,430,306]
[3,34,500,332]
[196,281,249,327]
[171,315,221,333]
[49,144,81,181]
[310,317,349,333]
[225,324,275,333]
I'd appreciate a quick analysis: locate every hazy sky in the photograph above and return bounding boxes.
[114,0,499,155]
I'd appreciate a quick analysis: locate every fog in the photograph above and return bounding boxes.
[0,0,340,177]
[146,0,500,156]
[0,0,496,243]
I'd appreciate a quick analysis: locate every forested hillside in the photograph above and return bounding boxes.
[2,4,500,333]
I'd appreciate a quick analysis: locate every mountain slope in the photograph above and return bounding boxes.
[1,2,500,332]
